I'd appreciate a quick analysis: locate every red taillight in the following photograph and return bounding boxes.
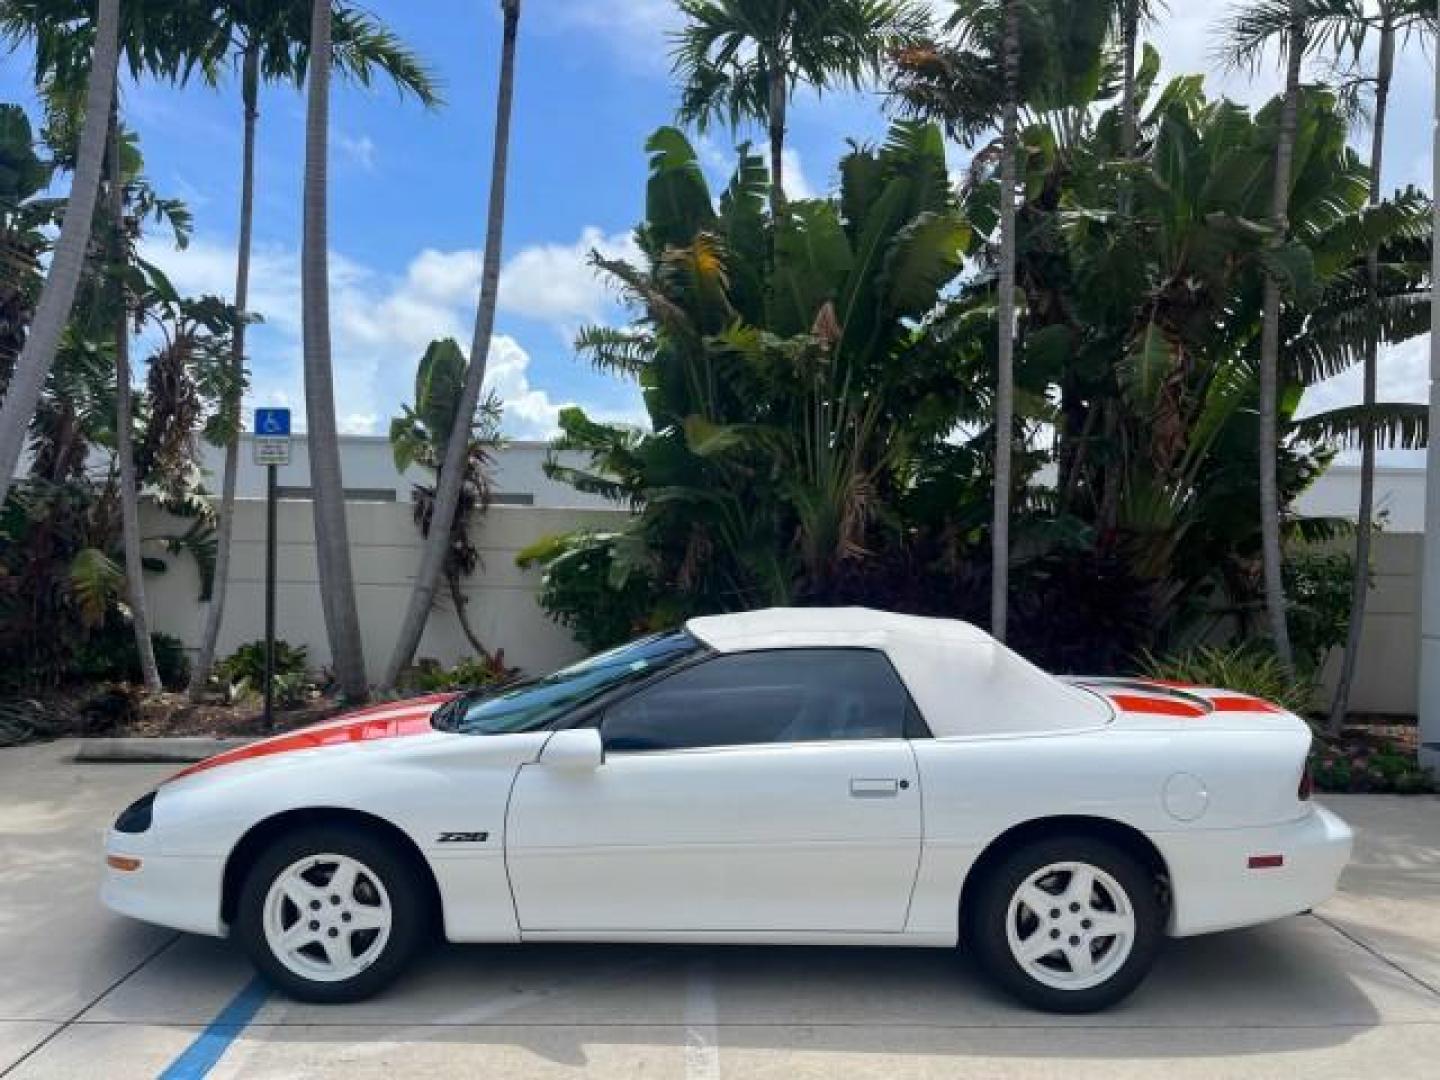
[1298,766,1313,801]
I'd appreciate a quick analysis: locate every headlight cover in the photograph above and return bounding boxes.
[114,791,155,834]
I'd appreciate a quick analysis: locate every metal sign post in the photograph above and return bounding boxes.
[253,408,292,730]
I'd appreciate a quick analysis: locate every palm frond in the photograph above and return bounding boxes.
[1290,402,1429,450]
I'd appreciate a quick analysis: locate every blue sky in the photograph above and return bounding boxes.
[1,0,1435,444]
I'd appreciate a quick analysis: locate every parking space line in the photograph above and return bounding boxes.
[0,932,182,1079]
[1310,912,1440,999]
[157,976,270,1080]
[684,960,720,1080]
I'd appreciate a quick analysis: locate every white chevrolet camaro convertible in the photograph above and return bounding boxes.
[103,608,1352,1012]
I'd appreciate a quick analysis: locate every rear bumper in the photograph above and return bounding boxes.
[100,829,226,937]
[1160,804,1353,937]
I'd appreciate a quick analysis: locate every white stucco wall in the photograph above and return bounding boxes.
[138,481,1425,714]
[141,500,627,679]
[1315,532,1421,716]
[1295,465,1426,533]
[194,436,614,510]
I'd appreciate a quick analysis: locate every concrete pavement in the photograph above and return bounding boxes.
[1,739,1437,1078]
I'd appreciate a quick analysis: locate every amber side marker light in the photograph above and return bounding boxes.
[106,855,142,872]
[1247,855,1284,869]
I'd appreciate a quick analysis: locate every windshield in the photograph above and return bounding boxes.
[434,630,706,735]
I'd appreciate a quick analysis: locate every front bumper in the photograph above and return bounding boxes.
[101,829,227,937]
[1161,804,1353,937]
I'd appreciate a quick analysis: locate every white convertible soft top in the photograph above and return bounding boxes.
[685,607,1110,738]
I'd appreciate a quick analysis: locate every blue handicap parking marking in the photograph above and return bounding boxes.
[157,975,270,1080]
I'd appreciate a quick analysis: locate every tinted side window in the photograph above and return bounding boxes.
[601,649,912,752]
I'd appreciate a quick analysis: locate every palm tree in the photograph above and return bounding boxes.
[301,0,367,698]
[1114,2,1163,213]
[188,0,439,700]
[382,0,520,688]
[1219,0,1437,704]
[105,98,162,693]
[889,0,1112,640]
[991,0,1020,642]
[1218,0,1309,673]
[1319,0,1396,728]
[388,338,503,662]
[672,0,929,217]
[0,0,118,509]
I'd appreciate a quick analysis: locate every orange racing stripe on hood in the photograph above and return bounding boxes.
[169,693,457,781]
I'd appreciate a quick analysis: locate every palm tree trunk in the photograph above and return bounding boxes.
[1118,1,1138,216]
[303,0,368,699]
[991,0,1021,643]
[447,568,490,658]
[0,0,119,508]
[1329,7,1394,732]
[108,100,162,694]
[1258,0,1306,674]
[767,59,787,218]
[189,41,260,701]
[381,0,521,687]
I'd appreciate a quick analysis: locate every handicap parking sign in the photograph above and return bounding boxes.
[253,407,292,466]
[255,407,291,436]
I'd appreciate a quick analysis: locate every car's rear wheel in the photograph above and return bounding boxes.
[966,835,1162,1013]
[235,825,427,1003]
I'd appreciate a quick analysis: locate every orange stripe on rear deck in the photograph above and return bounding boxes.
[1108,694,1208,718]
[1209,695,1284,714]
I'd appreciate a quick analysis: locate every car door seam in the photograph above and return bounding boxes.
[899,738,926,932]
[500,760,530,938]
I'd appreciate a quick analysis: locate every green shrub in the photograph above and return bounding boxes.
[1310,737,1436,794]
[1138,643,1315,715]
[1285,549,1356,676]
[399,652,517,693]
[79,685,140,734]
[216,640,312,708]
[517,531,674,652]
[70,624,190,690]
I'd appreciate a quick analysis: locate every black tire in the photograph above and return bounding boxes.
[235,824,428,1003]
[964,834,1163,1013]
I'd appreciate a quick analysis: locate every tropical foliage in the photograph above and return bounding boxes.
[0,104,239,692]
[0,0,1435,733]
[526,49,1432,684]
[528,122,986,636]
[389,337,504,663]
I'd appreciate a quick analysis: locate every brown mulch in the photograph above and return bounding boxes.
[129,693,346,738]
[0,686,351,745]
[1314,714,1418,753]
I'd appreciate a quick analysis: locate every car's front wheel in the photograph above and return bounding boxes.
[966,835,1162,1013]
[235,825,427,1003]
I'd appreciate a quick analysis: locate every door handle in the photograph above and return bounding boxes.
[850,778,903,798]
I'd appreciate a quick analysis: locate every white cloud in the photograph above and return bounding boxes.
[694,136,821,199]
[335,130,377,172]
[498,228,642,324]
[537,0,679,72]
[1300,337,1430,417]
[142,229,645,442]
[780,147,818,199]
